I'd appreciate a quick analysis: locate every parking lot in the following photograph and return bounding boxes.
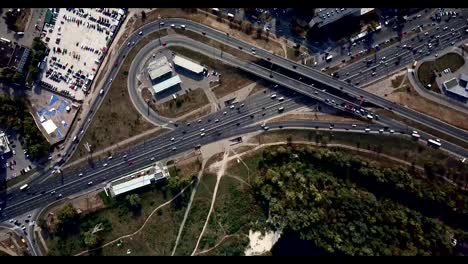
[0,131,35,182]
[39,8,125,101]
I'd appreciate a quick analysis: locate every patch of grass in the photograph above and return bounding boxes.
[254,129,465,176]
[168,46,257,99]
[174,173,217,255]
[389,79,468,130]
[418,52,465,92]
[391,75,405,88]
[178,105,211,123]
[154,88,209,118]
[71,30,168,162]
[286,46,301,61]
[14,8,31,32]
[6,168,37,188]
[44,179,191,256]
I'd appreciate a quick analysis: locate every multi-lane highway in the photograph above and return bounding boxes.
[0,85,381,221]
[338,18,468,85]
[2,14,468,222]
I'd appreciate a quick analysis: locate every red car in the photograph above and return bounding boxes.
[127,160,134,165]
[162,42,167,47]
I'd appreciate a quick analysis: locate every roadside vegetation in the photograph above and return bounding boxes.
[26,37,48,86]
[42,175,193,256]
[153,88,209,119]
[417,52,465,93]
[71,30,168,162]
[0,94,50,160]
[250,145,467,255]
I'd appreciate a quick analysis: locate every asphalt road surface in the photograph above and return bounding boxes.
[2,15,467,222]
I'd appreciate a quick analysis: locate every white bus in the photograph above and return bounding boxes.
[20,184,29,191]
[427,139,442,148]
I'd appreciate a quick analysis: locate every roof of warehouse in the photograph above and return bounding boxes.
[173,55,204,74]
[152,75,182,94]
[109,164,169,196]
[148,64,172,80]
[148,56,169,71]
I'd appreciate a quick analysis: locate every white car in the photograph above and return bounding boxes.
[200,133,205,137]
[88,181,93,185]
[278,96,284,101]
[171,137,175,141]
[223,111,227,115]
[139,31,143,35]
[172,147,177,151]
[214,119,219,123]
[170,24,175,28]
[150,157,155,161]
[78,173,83,177]
[103,163,108,167]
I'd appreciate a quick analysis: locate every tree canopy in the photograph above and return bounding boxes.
[252,146,464,256]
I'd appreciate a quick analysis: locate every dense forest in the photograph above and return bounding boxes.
[253,145,468,256]
[0,94,50,159]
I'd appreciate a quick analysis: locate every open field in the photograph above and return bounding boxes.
[417,52,465,93]
[168,46,258,100]
[154,89,209,119]
[174,173,217,255]
[43,180,191,256]
[70,30,168,162]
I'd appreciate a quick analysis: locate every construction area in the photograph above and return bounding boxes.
[38,8,126,101]
[106,162,170,197]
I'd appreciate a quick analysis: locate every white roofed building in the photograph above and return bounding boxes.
[152,75,182,95]
[107,162,170,197]
[0,132,11,155]
[173,55,205,74]
[148,64,172,82]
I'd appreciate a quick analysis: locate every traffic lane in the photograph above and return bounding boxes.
[165,34,468,142]
[1,100,305,219]
[130,17,467,143]
[340,22,467,76]
[347,32,465,84]
[4,96,307,206]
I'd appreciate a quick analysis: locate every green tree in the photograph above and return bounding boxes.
[125,194,142,212]
[55,204,80,236]
[83,230,101,249]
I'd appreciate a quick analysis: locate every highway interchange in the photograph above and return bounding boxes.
[1,15,468,225]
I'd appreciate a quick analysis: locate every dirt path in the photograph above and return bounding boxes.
[170,159,207,256]
[191,149,230,256]
[74,181,195,256]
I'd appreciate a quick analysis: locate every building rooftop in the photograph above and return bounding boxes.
[148,56,169,71]
[173,55,205,74]
[309,8,361,28]
[148,64,172,81]
[152,75,182,94]
[108,163,170,196]
[0,132,11,155]
[443,78,468,99]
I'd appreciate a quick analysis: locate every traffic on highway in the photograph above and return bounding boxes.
[1,11,467,227]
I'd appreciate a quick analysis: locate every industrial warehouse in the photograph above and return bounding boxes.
[106,162,170,197]
[144,53,206,99]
